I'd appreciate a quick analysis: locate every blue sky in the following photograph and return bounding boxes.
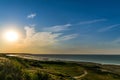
[0,0,120,54]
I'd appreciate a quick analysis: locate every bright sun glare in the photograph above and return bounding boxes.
[4,30,19,42]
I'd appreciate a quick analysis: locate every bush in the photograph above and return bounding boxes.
[0,59,22,80]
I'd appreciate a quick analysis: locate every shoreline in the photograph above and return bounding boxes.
[4,53,120,80]
[6,54,120,66]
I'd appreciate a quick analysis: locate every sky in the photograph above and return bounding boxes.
[0,0,120,54]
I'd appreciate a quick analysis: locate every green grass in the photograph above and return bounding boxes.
[82,70,120,80]
[0,54,119,80]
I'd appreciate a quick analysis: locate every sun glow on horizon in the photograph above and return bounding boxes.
[3,30,19,42]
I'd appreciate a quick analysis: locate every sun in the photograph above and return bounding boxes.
[4,30,19,42]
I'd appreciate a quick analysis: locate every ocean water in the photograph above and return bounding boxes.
[32,54,120,65]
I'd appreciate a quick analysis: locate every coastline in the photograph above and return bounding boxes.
[7,54,120,66]
[3,53,120,80]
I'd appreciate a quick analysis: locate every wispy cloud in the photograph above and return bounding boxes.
[27,13,36,19]
[18,26,78,48]
[78,19,106,25]
[98,24,120,32]
[23,26,60,47]
[111,38,120,45]
[29,24,36,27]
[59,34,78,41]
[43,24,71,32]
[43,19,106,33]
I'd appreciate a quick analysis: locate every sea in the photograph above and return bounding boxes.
[8,54,120,65]
[30,54,120,65]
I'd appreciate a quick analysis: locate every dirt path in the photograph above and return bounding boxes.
[74,70,88,80]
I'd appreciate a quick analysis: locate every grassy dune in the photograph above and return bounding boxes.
[0,54,119,80]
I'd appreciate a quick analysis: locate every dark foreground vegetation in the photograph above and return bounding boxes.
[0,54,119,80]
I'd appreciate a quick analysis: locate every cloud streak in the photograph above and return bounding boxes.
[78,19,106,25]
[98,24,120,32]
[42,19,106,33]
[27,13,36,19]
[43,24,71,32]
[19,26,78,48]
[110,38,120,45]
[24,26,61,47]
[59,34,78,41]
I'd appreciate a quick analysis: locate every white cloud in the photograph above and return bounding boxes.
[43,24,71,32]
[23,27,60,47]
[27,13,36,19]
[59,34,78,41]
[98,24,120,32]
[29,24,36,27]
[24,26,35,38]
[22,26,77,47]
[111,38,120,45]
[96,37,120,48]
[42,19,106,33]
[78,19,106,25]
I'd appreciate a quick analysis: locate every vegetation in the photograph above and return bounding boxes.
[0,54,119,80]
